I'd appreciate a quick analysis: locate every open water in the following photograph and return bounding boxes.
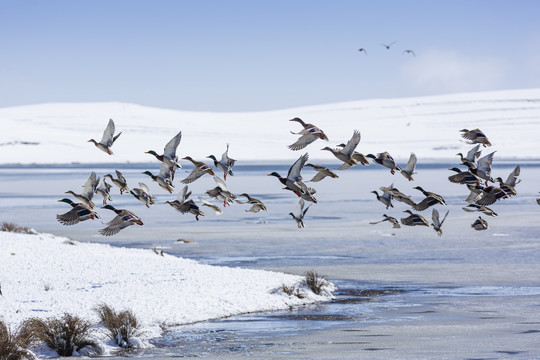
[1,161,539,359]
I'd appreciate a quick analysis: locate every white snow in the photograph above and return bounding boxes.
[0,231,335,354]
[1,88,539,164]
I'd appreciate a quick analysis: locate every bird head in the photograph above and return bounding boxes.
[366,154,376,160]
[57,198,74,204]
[101,205,116,211]
[145,150,158,156]
[142,171,153,177]
[206,155,217,161]
[267,172,281,178]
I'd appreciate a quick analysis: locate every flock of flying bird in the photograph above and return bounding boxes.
[56,118,527,236]
[358,41,416,56]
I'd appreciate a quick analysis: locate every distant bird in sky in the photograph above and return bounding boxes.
[358,48,367,55]
[402,49,416,56]
[381,41,396,49]
[88,118,121,155]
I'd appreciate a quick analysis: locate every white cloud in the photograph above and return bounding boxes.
[400,49,507,94]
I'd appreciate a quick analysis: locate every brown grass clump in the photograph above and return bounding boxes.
[1,222,36,235]
[0,320,34,360]
[303,270,328,295]
[95,304,141,348]
[22,313,100,356]
[279,283,306,299]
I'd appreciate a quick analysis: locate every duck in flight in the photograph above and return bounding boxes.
[381,41,396,49]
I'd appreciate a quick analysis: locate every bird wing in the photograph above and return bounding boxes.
[81,172,98,199]
[181,168,206,184]
[198,197,223,214]
[505,165,520,186]
[465,144,481,162]
[431,208,441,227]
[309,171,328,182]
[157,162,173,179]
[460,128,479,141]
[477,151,496,173]
[164,131,182,158]
[177,185,190,203]
[295,198,305,218]
[287,153,308,182]
[139,182,152,195]
[220,143,236,166]
[99,220,133,236]
[115,170,126,183]
[340,130,361,157]
[99,119,116,146]
[213,176,231,192]
[439,210,449,226]
[404,153,417,173]
[56,206,89,225]
[412,197,438,211]
[288,133,318,151]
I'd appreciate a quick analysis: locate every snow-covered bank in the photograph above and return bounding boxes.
[0,88,539,165]
[0,231,335,355]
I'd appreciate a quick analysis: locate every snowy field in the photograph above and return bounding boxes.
[0,230,335,356]
[1,88,540,358]
[0,88,539,165]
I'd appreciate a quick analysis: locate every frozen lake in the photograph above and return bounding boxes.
[1,161,540,358]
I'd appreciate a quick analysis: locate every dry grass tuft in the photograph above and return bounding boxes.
[1,222,36,235]
[22,313,100,356]
[0,320,34,360]
[95,304,141,348]
[303,270,328,295]
[279,283,306,299]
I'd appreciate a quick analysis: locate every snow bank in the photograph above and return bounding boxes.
[0,231,335,353]
[0,88,539,164]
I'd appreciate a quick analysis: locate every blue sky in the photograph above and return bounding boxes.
[1,0,539,111]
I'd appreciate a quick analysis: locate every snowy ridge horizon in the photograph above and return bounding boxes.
[1,88,539,165]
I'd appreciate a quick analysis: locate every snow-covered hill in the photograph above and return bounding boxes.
[1,88,539,164]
